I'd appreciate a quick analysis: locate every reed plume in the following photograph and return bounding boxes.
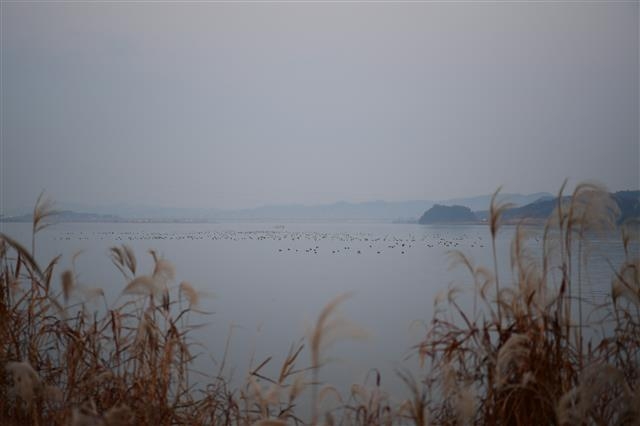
[31,191,57,256]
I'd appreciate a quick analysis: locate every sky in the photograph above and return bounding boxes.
[1,1,638,212]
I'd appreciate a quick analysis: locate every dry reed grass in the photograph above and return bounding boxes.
[416,183,639,425]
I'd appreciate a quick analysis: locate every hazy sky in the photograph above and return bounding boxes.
[1,2,638,211]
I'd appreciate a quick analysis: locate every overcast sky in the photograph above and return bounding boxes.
[1,2,638,211]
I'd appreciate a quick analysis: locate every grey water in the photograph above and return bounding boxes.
[1,221,631,406]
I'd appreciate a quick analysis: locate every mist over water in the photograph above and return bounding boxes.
[3,220,629,403]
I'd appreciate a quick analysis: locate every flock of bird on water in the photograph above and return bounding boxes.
[52,228,491,255]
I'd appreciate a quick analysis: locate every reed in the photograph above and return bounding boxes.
[416,183,638,425]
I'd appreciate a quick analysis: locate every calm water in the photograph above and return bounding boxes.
[1,221,631,404]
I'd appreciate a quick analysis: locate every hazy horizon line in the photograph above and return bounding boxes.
[7,186,640,217]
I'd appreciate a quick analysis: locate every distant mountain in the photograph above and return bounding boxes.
[0,191,568,223]
[6,200,438,222]
[439,192,553,212]
[1,202,437,222]
[58,204,222,220]
[479,191,640,224]
[221,200,436,221]
[1,210,126,223]
[88,194,548,221]
[615,191,640,223]
[418,205,477,224]
[498,198,564,222]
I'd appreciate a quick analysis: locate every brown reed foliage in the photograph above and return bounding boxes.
[416,184,639,425]
[1,213,207,424]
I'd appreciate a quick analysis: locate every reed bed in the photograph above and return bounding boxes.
[416,183,639,425]
[1,183,638,425]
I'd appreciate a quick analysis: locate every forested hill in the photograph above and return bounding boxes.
[474,191,640,224]
[418,205,477,224]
